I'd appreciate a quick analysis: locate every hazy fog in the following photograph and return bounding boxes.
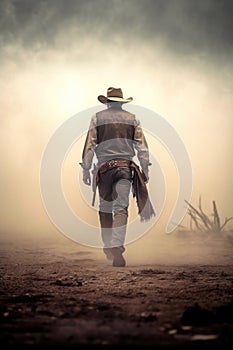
[1,0,233,263]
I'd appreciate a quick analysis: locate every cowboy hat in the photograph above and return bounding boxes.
[98,87,133,104]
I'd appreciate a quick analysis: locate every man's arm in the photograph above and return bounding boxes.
[80,115,97,185]
[134,119,151,181]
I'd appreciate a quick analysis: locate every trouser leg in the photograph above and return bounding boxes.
[98,211,113,248]
[98,166,132,250]
[111,178,131,248]
[98,172,113,249]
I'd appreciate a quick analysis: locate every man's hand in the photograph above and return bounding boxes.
[83,169,91,185]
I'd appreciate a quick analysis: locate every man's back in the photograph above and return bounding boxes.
[94,107,137,165]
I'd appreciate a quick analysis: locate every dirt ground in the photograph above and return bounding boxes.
[0,232,233,348]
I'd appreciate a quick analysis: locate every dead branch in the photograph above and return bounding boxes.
[220,216,233,231]
[185,200,212,231]
[198,196,213,227]
[183,198,233,233]
[213,200,220,231]
[190,214,193,231]
[188,209,203,231]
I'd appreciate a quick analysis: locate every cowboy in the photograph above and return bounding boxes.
[80,87,154,267]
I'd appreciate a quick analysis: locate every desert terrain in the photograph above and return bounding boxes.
[0,230,233,348]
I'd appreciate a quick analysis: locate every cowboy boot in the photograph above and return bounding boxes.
[110,208,128,266]
[99,212,114,260]
[111,246,126,267]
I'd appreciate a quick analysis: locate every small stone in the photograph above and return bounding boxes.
[191,334,218,341]
[181,325,192,331]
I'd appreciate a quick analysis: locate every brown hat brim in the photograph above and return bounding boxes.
[98,95,133,104]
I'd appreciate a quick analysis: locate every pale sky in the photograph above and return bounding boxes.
[0,0,232,259]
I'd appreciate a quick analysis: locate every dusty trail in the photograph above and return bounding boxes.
[0,234,233,347]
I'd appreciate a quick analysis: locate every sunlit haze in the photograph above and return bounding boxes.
[1,0,232,264]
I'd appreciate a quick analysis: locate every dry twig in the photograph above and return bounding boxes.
[184,197,233,233]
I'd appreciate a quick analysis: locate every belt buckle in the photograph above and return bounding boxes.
[107,160,117,167]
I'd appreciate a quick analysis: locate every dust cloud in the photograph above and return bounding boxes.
[0,0,233,265]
